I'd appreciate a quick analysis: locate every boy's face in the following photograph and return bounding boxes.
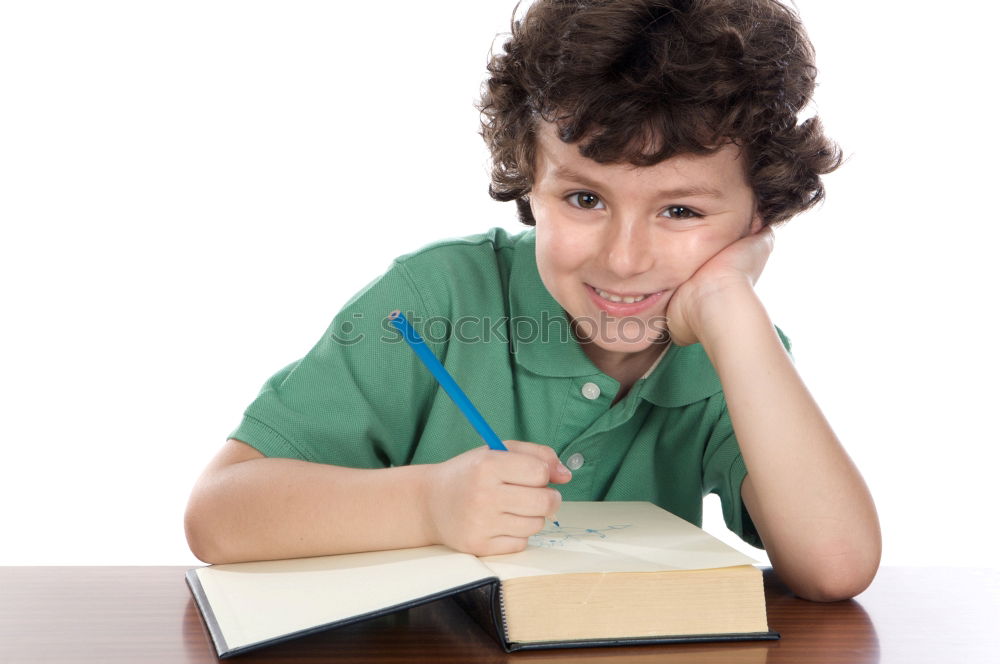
[529,120,762,369]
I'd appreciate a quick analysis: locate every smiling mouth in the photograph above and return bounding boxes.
[591,285,663,304]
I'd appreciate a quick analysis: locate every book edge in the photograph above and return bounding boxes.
[185,568,500,658]
[496,563,772,648]
[185,568,229,657]
[504,630,781,652]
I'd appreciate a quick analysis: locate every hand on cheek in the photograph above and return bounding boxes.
[666,226,775,346]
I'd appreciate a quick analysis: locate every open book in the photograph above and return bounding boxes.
[186,501,778,656]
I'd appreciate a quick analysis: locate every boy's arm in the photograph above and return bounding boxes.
[669,229,881,602]
[184,438,569,564]
[703,290,880,601]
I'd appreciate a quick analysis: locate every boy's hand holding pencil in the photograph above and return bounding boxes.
[389,310,571,556]
[421,441,571,556]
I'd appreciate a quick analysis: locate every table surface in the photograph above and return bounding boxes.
[1,566,997,664]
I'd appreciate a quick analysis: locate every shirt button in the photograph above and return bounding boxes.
[566,453,585,471]
[581,382,601,400]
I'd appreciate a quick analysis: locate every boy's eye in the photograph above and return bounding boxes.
[662,205,700,219]
[568,192,604,210]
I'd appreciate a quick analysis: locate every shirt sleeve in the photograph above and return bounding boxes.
[701,326,793,550]
[228,260,439,467]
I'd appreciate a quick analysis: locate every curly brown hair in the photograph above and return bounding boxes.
[478,0,842,226]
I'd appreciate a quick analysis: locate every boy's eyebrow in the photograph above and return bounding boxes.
[551,165,725,199]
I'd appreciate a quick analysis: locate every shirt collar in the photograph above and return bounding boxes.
[636,342,723,407]
[507,228,724,405]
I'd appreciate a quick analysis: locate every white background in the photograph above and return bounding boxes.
[1,1,997,566]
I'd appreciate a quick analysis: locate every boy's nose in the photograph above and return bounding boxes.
[604,217,655,280]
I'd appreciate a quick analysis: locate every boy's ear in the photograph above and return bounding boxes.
[750,211,765,234]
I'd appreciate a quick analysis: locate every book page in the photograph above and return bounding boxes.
[194,545,491,652]
[481,501,758,581]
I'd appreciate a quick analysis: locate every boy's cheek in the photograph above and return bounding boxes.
[681,230,746,270]
[662,244,717,284]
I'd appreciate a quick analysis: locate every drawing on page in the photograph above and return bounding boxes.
[529,524,633,548]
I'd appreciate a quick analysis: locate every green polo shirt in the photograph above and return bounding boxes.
[231,227,791,549]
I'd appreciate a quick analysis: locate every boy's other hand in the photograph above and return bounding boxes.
[667,226,774,346]
[421,440,570,556]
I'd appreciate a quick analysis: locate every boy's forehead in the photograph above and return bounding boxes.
[533,120,750,190]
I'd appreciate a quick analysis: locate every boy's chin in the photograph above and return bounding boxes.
[579,330,669,356]
[590,340,662,355]
[568,314,670,356]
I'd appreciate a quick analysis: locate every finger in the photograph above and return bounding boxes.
[495,512,547,539]
[753,226,775,257]
[490,451,551,487]
[480,535,530,556]
[498,484,563,520]
[502,439,556,460]
[748,228,775,284]
[502,440,573,484]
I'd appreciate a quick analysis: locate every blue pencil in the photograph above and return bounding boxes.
[388,310,507,451]
[388,310,560,526]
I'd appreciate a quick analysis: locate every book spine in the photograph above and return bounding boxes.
[496,583,512,644]
[450,579,511,650]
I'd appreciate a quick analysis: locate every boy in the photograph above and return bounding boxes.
[185,0,880,602]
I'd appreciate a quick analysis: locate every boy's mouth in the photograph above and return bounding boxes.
[591,285,663,304]
[584,284,668,318]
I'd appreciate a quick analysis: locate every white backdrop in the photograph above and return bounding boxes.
[2,1,997,566]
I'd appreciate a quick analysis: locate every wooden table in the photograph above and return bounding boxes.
[1,566,997,663]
